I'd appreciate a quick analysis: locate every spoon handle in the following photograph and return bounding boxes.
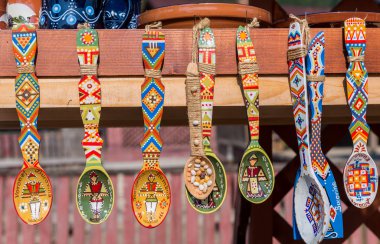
[76,26,103,166]
[344,18,370,152]
[141,29,165,168]
[306,32,330,178]
[236,25,260,143]
[12,24,41,169]
[287,20,311,171]
[198,27,216,151]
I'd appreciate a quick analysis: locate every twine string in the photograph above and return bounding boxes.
[17,65,35,74]
[238,61,259,75]
[145,21,162,32]
[348,55,365,62]
[80,64,97,75]
[145,69,162,79]
[306,75,325,82]
[287,14,310,61]
[198,63,216,75]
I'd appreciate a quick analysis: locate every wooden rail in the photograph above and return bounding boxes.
[0,28,380,128]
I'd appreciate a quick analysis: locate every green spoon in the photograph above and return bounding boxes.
[236,25,274,204]
[75,26,114,224]
[185,27,227,213]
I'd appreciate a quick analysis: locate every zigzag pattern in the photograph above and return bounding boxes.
[306,31,343,239]
[141,31,165,165]
[236,26,260,141]
[12,24,40,168]
[199,27,216,148]
[77,28,103,166]
[345,18,369,149]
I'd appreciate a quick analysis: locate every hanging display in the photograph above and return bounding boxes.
[75,25,114,224]
[343,17,378,209]
[236,20,274,204]
[131,23,171,228]
[293,31,344,240]
[287,17,329,243]
[185,26,227,213]
[12,23,52,225]
[184,18,216,201]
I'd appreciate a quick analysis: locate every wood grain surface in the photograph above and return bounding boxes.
[0,28,379,77]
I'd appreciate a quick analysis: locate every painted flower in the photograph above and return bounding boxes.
[19,202,28,213]
[42,200,49,211]
[135,201,142,209]
[81,31,95,45]
[159,199,168,209]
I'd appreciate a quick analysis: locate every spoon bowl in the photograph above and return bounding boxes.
[294,166,329,243]
[186,152,226,213]
[132,168,171,228]
[13,167,52,225]
[238,145,274,203]
[184,156,216,200]
[76,166,114,224]
[343,152,378,208]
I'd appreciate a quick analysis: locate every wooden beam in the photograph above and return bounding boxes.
[1,75,380,128]
[0,28,380,77]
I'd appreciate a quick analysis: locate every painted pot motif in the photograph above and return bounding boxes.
[40,0,104,29]
[103,0,140,29]
[7,0,41,26]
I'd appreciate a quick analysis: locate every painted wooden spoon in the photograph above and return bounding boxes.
[287,19,329,243]
[236,24,274,204]
[186,27,227,213]
[343,17,378,208]
[293,32,343,240]
[184,19,216,200]
[75,26,114,224]
[131,27,171,228]
[12,23,53,225]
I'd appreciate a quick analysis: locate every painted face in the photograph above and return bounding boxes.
[148,174,155,182]
[249,155,258,166]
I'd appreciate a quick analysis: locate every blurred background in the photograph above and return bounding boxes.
[1,0,380,243]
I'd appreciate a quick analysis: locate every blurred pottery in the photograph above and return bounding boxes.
[103,0,140,29]
[0,0,7,29]
[40,0,104,29]
[7,0,40,26]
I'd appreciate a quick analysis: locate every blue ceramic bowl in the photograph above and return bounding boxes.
[40,0,104,29]
[103,0,140,29]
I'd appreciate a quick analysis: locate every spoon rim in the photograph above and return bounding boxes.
[76,166,115,225]
[13,166,53,225]
[131,168,171,228]
[185,152,227,214]
[238,146,275,204]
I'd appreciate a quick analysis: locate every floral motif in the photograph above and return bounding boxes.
[19,202,28,213]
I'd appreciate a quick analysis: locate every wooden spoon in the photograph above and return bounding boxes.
[186,27,227,213]
[131,29,171,228]
[343,17,378,208]
[236,25,274,204]
[287,20,329,243]
[75,27,114,224]
[12,23,53,225]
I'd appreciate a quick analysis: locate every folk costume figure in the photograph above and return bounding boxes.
[83,171,109,222]
[242,154,268,198]
[23,173,46,221]
[140,173,163,223]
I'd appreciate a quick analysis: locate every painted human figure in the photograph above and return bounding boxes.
[26,173,42,220]
[142,173,163,222]
[242,154,268,198]
[83,171,109,222]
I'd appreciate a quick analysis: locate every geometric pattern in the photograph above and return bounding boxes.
[306,31,343,239]
[305,183,323,237]
[12,24,41,169]
[346,161,377,198]
[77,28,103,166]
[198,27,216,149]
[344,17,378,208]
[140,31,165,167]
[236,26,259,141]
[344,17,370,150]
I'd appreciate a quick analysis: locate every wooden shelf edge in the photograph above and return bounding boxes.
[0,28,380,77]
